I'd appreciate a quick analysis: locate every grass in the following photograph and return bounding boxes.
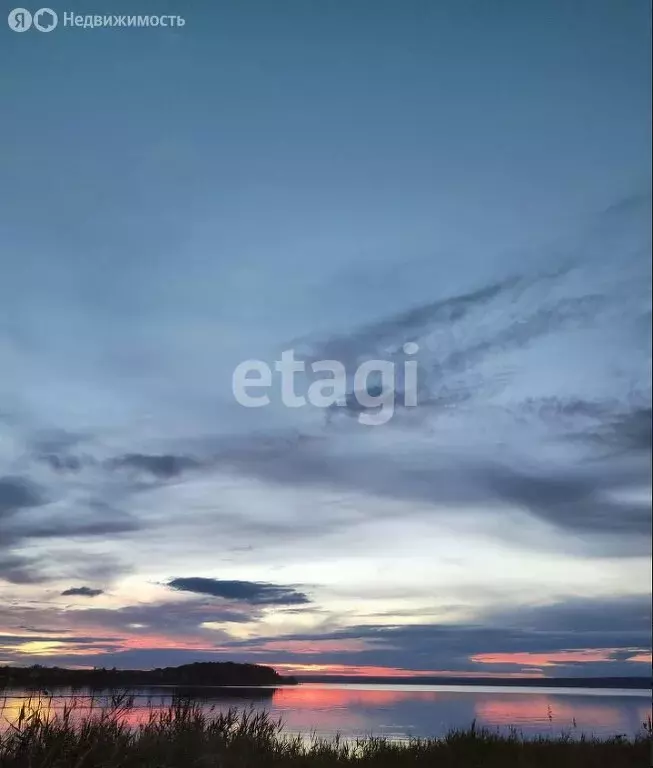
[0,694,650,767]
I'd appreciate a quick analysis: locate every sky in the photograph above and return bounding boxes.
[0,0,651,678]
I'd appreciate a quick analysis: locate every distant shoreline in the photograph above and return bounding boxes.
[2,664,649,691]
[0,662,298,688]
[294,675,652,690]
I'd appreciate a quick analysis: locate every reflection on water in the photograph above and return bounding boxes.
[1,683,650,741]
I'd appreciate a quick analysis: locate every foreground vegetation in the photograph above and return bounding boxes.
[0,696,650,767]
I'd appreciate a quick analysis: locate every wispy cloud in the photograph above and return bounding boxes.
[167,577,311,606]
[60,586,104,598]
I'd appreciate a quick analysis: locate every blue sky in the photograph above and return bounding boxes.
[0,0,651,677]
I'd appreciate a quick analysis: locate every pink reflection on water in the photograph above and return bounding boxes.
[475,694,651,733]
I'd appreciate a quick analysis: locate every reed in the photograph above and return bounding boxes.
[1,693,650,767]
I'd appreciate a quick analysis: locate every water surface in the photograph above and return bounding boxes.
[2,683,650,741]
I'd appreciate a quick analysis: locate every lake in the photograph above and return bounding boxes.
[1,683,650,741]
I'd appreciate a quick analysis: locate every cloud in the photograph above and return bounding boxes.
[0,594,264,662]
[167,577,311,606]
[489,595,652,638]
[295,263,616,406]
[0,476,46,516]
[3,498,141,545]
[0,634,115,645]
[38,453,88,473]
[60,586,104,597]
[30,429,88,454]
[196,425,650,557]
[483,462,651,537]
[0,553,43,585]
[216,595,652,677]
[1,486,137,585]
[12,513,141,540]
[107,453,201,478]
[585,406,652,455]
[298,276,518,370]
[0,545,127,586]
[0,477,49,583]
[4,594,646,677]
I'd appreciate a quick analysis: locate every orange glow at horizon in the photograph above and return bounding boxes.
[272,662,545,678]
[471,649,623,667]
[3,626,648,679]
